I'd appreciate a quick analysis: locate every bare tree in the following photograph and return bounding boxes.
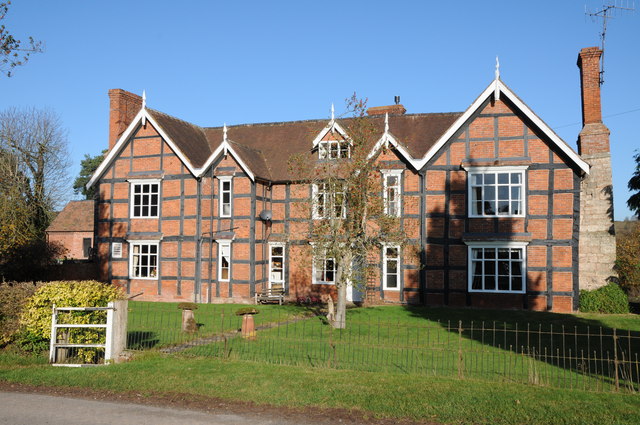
[0,1,43,77]
[0,107,70,239]
[290,96,406,328]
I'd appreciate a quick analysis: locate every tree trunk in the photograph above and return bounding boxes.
[333,283,347,329]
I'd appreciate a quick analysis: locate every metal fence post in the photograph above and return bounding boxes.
[458,320,464,379]
[613,328,620,391]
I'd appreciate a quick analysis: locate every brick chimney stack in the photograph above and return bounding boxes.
[577,47,609,154]
[366,104,406,116]
[108,89,142,150]
[576,47,616,292]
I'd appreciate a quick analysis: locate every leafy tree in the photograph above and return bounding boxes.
[0,148,35,257]
[73,149,106,199]
[628,151,640,218]
[289,95,406,328]
[0,1,43,77]
[0,107,70,280]
[0,107,69,236]
[616,221,640,298]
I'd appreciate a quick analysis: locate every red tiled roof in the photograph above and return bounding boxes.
[148,107,463,181]
[47,200,95,232]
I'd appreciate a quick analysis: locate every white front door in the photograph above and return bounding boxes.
[346,280,363,302]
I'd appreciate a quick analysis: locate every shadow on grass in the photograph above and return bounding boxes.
[127,331,160,350]
[403,304,640,390]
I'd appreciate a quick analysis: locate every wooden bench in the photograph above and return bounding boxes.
[254,284,285,305]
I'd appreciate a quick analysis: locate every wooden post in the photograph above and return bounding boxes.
[49,304,57,363]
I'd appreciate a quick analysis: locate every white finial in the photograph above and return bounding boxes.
[223,123,228,142]
[141,90,147,125]
[331,103,335,121]
[494,56,500,101]
[384,113,389,133]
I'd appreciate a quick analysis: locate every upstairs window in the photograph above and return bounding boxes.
[219,177,232,217]
[318,139,350,159]
[382,170,402,217]
[467,167,526,217]
[312,183,346,219]
[130,180,160,218]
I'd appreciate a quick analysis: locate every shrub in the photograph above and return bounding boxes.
[0,240,66,283]
[20,280,125,361]
[579,282,629,314]
[0,281,40,347]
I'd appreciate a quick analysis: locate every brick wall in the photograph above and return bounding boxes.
[47,231,93,259]
[422,96,580,312]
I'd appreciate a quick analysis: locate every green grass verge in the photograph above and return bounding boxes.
[0,352,638,425]
[152,305,640,391]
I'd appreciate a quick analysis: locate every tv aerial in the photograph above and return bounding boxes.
[585,1,635,85]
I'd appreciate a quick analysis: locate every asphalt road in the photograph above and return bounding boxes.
[0,391,298,425]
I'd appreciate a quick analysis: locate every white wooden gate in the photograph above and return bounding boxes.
[49,300,128,367]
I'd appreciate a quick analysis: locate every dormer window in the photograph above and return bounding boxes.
[318,140,350,159]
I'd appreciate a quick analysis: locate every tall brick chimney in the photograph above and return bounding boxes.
[366,104,406,116]
[108,89,142,150]
[576,47,616,291]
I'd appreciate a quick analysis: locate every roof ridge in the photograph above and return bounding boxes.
[204,111,464,130]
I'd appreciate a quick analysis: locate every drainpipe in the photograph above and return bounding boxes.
[419,170,426,305]
[195,177,202,303]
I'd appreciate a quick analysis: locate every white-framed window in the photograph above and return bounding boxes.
[269,243,285,289]
[129,179,160,218]
[318,139,350,159]
[312,250,337,284]
[383,244,400,290]
[466,241,528,294]
[382,170,402,217]
[466,167,526,217]
[219,176,232,217]
[129,241,159,279]
[218,241,231,281]
[312,183,346,219]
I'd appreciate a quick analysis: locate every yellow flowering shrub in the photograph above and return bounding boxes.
[20,280,125,362]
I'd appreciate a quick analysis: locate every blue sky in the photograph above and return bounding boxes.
[2,1,638,219]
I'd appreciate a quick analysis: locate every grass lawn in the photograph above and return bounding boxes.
[127,301,314,349]
[0,351,638,425]
[137,304,639,392]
